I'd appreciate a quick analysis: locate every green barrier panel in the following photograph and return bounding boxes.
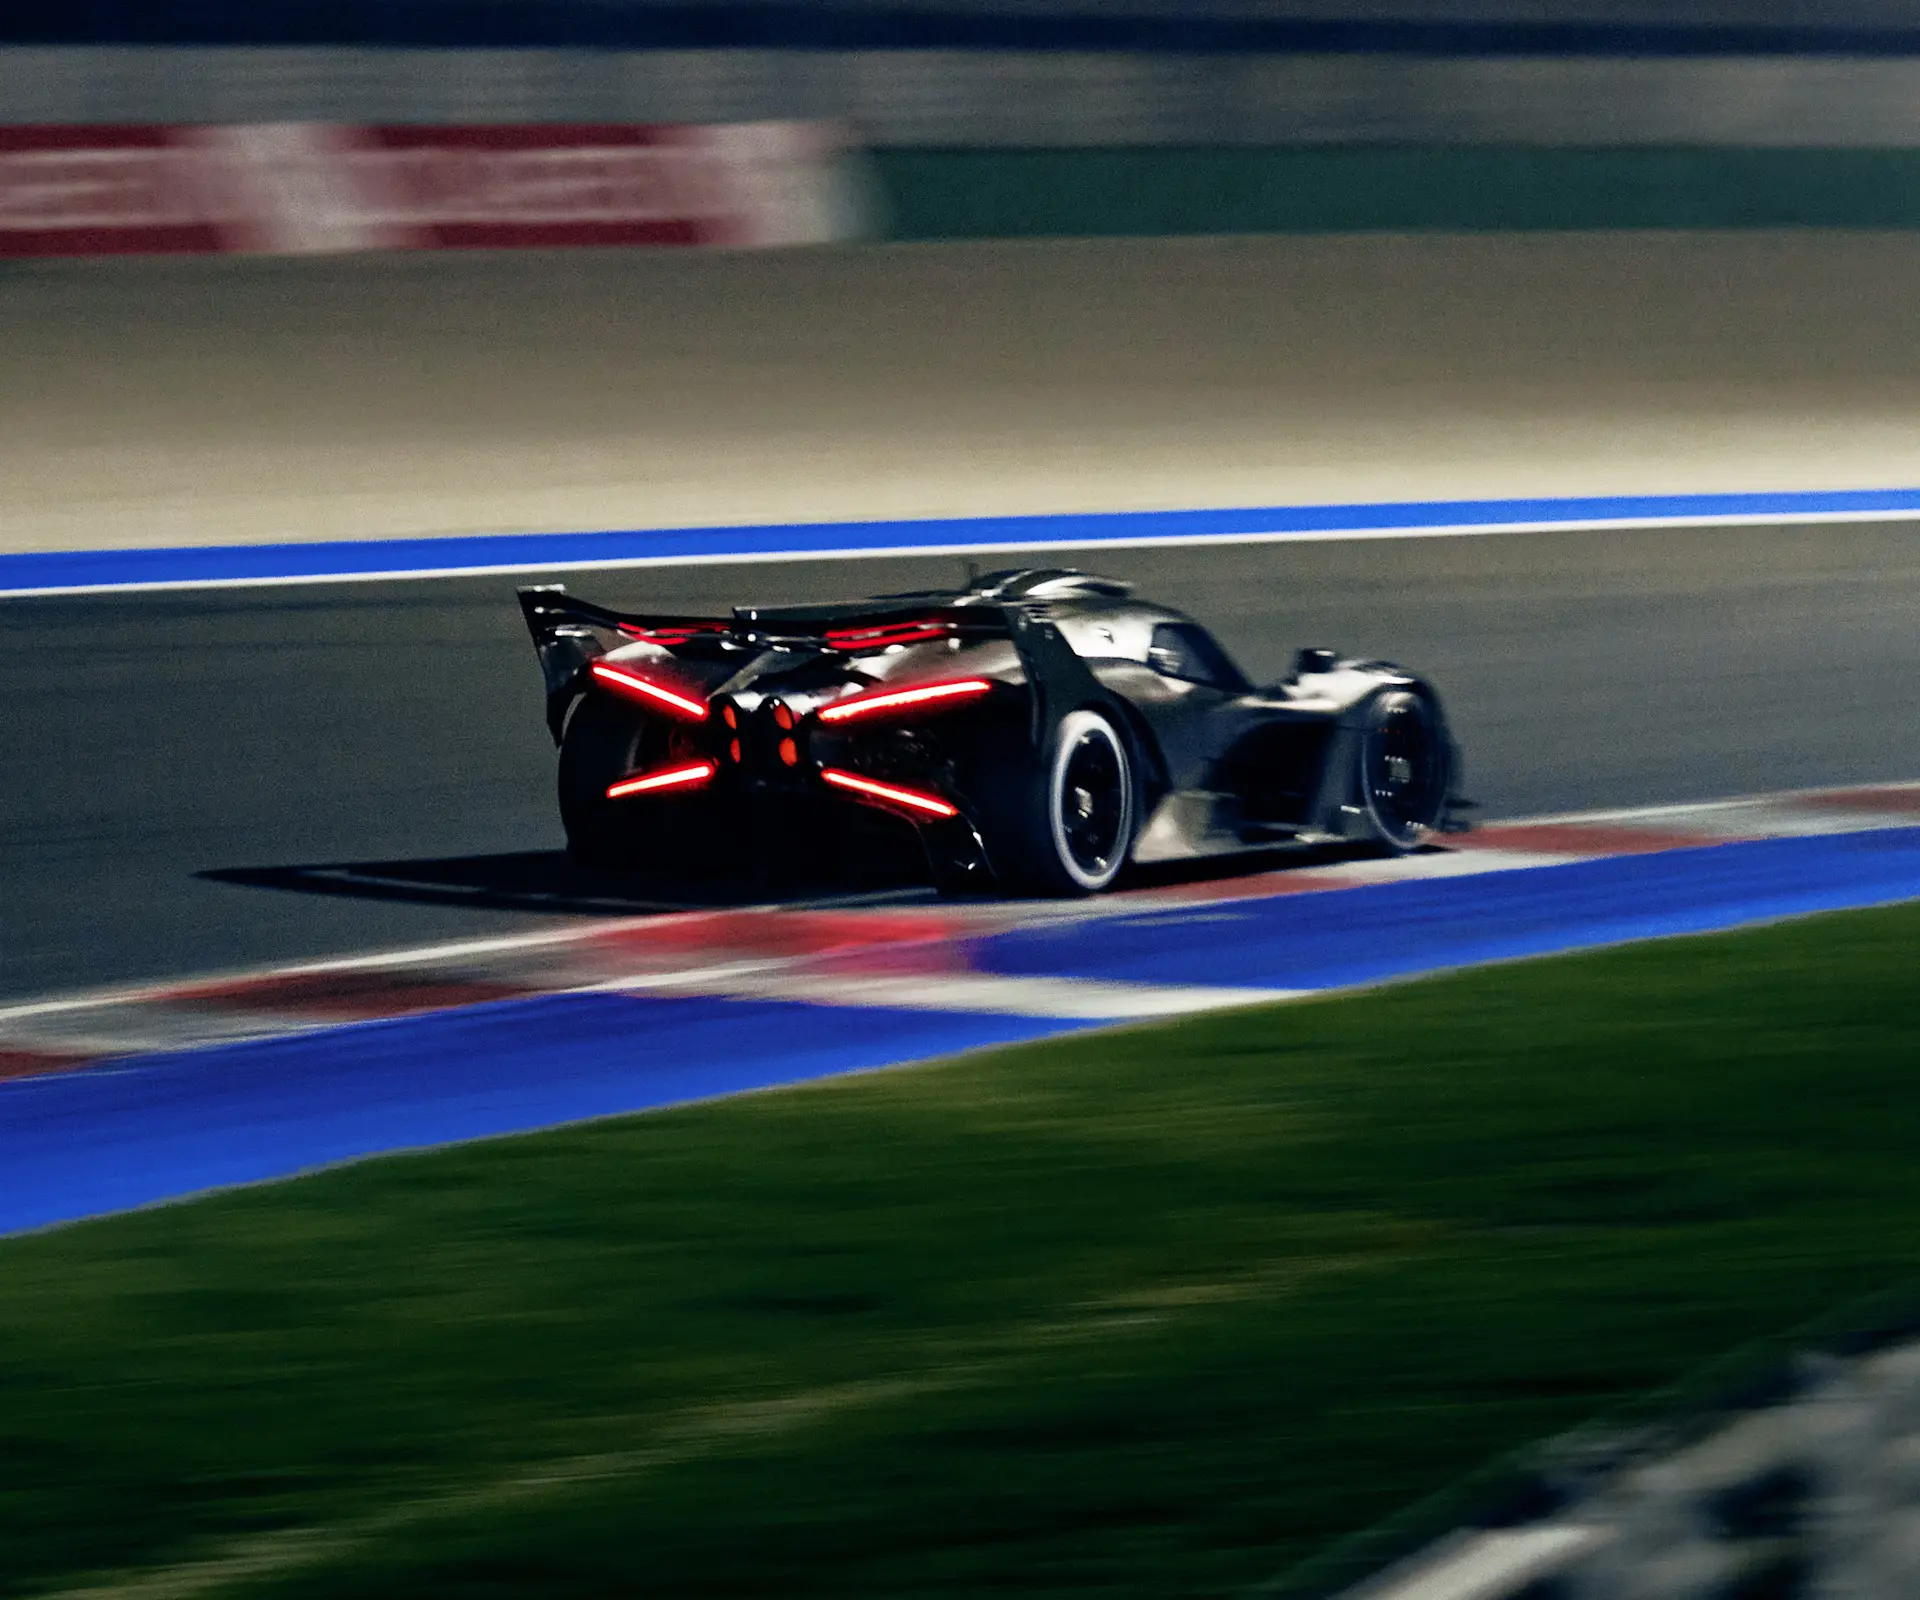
[873,146,1920,237]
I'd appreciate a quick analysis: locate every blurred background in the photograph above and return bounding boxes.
[14,0,1920,555]
[21,0,1920,225]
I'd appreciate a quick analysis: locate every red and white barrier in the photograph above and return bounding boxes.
[0,121,860,256]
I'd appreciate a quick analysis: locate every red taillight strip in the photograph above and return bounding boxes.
[820,768,959,819]
[588,659,709,722]
[617,621,731,646]
[605,760,717,801]
[824,619,954,651]
[816,678,994,725]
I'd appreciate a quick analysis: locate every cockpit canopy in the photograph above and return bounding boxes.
[965,568,1136,602]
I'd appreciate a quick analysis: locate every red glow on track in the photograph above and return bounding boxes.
[816,678,994,725]
[605,760,717,800]
[588,660,709,721]
[820,768,959,819]
[824,619,954,651]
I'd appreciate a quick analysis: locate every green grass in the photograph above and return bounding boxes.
[5,904,1920,1599]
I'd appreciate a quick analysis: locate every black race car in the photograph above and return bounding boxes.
[518,569,1461,896]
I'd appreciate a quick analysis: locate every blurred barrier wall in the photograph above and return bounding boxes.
[0,123,860,256]
[871,147,1920,235]
[16,5,1920,238]
[17,47,1920,145]
[18,1,1920,51]
[16,41,1920,235]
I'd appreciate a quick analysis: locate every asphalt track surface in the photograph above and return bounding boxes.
[6,518,1920,1002]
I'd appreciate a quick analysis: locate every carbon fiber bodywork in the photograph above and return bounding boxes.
[518,568,1463,893]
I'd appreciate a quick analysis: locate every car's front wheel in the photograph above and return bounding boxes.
[1354,688,1451,852]
[978,708,1136,896]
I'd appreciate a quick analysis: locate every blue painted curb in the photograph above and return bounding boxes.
[0,996,1092,1238]
[8,486,1920,596]
[975,827,1920,990]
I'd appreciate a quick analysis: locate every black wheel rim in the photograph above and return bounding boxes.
[1364,695,1442,845]
[1058,729,1127,877]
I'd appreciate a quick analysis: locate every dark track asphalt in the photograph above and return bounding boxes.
[5,520,1919,1001]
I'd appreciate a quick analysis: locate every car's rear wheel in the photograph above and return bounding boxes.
[558,692,709,868]
[977,708,1136,896]
[1355,689,1450,852]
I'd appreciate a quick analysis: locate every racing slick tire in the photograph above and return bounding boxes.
[557,692,711,870]
[977,708,1136,896]
[1354,688,1451,853]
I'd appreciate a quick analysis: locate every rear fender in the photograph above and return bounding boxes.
[519,588,608,745]
[519,585,739,745]
[1005,606,1169,816]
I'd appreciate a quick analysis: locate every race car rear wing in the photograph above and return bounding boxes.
[517,585,1015,651]
[516,585,732,646]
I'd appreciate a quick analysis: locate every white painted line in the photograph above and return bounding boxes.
[0,1005,351,1057]
[587,959,798,993]
[1323,848,1585,881]
[1499,780,1920,830]
[0,1023,268,1058]
[1687,805,1920,838]
[13,505,1920,599]
[618,972,1305,1019]
[1348,1523,1610,1600]
[0,911,728,1025]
